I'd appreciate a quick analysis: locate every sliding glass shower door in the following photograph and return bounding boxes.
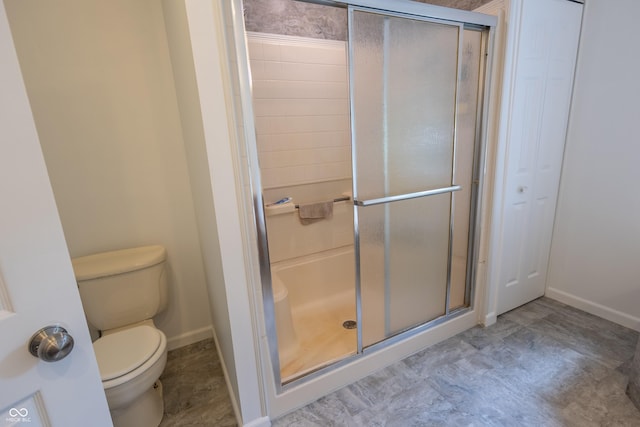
[350,8,482,348]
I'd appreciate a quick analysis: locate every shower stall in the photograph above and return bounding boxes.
[244,0,495,388]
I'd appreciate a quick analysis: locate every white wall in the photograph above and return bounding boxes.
[5,0,213,348]
[546,0,640,331]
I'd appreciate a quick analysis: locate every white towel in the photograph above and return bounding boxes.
[298,201,333,225]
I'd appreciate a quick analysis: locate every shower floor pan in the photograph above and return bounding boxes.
[281,289,356,382]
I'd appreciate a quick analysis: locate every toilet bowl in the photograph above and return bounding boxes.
[94,325,167,426]
[72,245,169,427]
[272,275,299,366]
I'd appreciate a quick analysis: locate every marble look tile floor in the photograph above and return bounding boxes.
[274,297,640,426]
[155,298,639,426]
[158,338,237,427]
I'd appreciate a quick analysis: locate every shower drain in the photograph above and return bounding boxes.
[342,320,357,330]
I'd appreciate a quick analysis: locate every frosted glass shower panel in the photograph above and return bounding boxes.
[359,194,451,347]
[450,29,483,310]
[350,10,459,200]
[351,9,462,348]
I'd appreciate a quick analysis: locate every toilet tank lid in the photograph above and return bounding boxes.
[72,245,166,281]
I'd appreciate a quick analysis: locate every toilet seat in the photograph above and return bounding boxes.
[93,325,164,387]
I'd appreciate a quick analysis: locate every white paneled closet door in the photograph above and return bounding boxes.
[493,0,583,315]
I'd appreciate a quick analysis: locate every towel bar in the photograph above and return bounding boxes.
[294,196,351,209]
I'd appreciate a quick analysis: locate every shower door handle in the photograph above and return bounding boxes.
[353,185,461,207]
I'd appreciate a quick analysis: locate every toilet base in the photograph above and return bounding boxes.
[110,380,164,427]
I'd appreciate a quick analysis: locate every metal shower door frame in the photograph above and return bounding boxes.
[254,0,497,391]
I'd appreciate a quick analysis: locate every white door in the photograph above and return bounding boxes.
[495,0,582,314]
[0,4,112,426]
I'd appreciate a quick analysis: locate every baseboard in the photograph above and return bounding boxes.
[243,416,271,427]
[211,328,244,427]
[483,312,498,327]
[546,287,640,332]
[166,325,214,351]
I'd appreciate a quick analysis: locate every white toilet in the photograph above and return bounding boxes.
[72,245,169,427]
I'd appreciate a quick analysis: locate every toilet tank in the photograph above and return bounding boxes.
[72,245,168,332]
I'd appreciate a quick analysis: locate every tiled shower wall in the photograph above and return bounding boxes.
[247,33,351,190]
